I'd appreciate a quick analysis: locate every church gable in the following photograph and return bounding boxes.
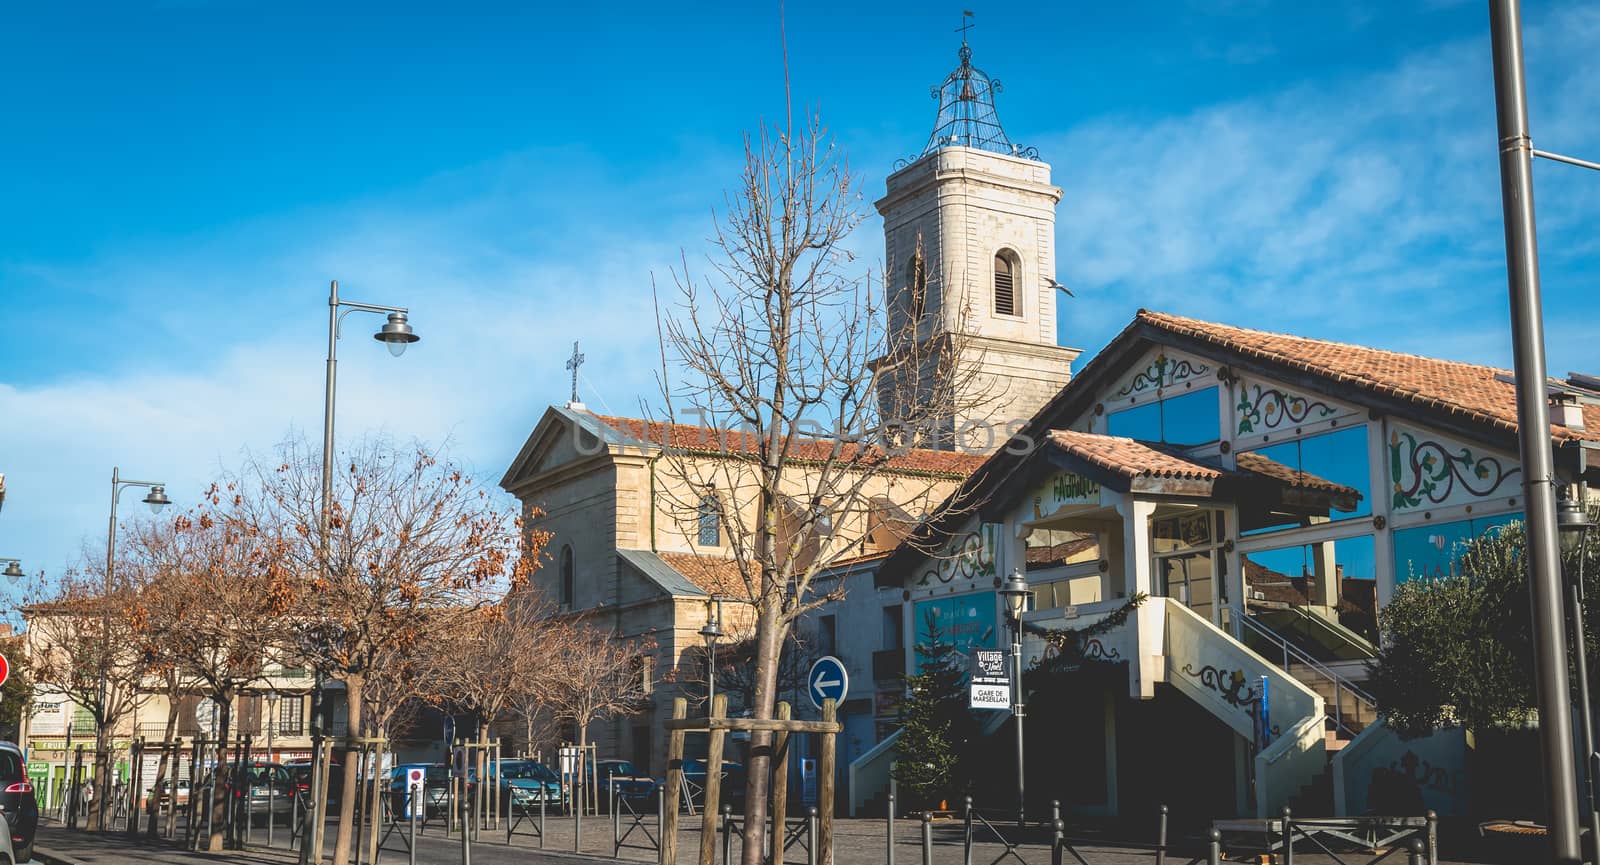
[500,406,614,495]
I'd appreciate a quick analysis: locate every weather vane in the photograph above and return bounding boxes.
[956,9,974,40]
[565,340,585,405]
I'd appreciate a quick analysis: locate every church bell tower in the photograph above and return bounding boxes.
[873,40,1080,451]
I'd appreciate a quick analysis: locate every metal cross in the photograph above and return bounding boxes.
[565,340,585,404]
[956,9,974,39]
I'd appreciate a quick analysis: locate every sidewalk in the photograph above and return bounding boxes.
[31,815,1494,865]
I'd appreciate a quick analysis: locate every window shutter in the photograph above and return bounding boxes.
[994,254,1015,316]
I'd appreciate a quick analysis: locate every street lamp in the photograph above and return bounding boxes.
[1,558,22,583]
[99,467,171,831]
[998,570,1030,827]
[322,278,422,526]
[700,598,723,709]
[1559,492,1597,849]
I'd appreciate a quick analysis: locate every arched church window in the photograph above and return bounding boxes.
[559,544,575,608]
[907,253,927,321]
[697,494,721,547]
[993,250,1019,316]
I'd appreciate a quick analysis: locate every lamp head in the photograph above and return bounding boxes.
[374,312,420,357]
[1558,495,1593,558]
[142,485,171,514]
[3,560,22,581]
[1000,569,1030,621]
[699,618,722,648]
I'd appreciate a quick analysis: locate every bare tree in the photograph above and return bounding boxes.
[653,112,989,862]
[245,437,532,865]
[540,620,651,750]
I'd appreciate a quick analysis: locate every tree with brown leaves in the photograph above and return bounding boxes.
[132,483,301,851]
[243,437,532,865]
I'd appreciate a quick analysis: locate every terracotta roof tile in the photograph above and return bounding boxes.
[590,414,988,477]
[656,552,754,599]
[1044,430,1228,480]
[1138,310,1600,443]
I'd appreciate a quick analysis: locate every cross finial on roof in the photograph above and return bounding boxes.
[565,340,585,407]
[956,9,975,41]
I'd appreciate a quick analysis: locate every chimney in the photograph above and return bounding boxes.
[1551,393,1586,431]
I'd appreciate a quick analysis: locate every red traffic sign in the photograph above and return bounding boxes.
[0,652,9,688]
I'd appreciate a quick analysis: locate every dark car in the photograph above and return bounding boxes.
[284,756,346,805]
[592,759,659,801]
[385,763,449,817]
[0,742,39,864]
[678,758,745,807]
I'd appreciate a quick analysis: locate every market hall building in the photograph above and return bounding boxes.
[862,309,1600,820]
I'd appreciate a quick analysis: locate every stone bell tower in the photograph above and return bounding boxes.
[872,40,1080,452]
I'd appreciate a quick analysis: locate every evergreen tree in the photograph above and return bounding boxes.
[893,613,973,808]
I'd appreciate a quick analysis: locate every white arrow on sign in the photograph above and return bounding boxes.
[807,656,848,711]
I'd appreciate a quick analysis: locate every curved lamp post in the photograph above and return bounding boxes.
[998,570,1030,827]
[322,279,421,526]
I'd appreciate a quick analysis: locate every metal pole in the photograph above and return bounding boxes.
[1568,577,1600,852]
[921,813,932,865]
[1156,804,1168,865]
[268,719,276,849]
[322,279,340,531]
[409,779,417,865]
[1012,622,1026,827]
[887,792,896,865]
[1486,2,1582,860]
[1208,828,1222,865]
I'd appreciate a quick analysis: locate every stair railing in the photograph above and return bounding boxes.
[1240,614,1377,739]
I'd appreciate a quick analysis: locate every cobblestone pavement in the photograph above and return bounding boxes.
[32,815,1510,865]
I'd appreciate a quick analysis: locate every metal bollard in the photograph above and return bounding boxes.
[921,813,933,865]
[1050,799,1060,828]
[613,785,621,853]
[1156,804,1168,865]
[539,784,546,849]
[657,789,666,865]
[409,788,418,865]
[887,792,896,865]
[461,783,472,865]
[808,806,819,865]
[1051,819,1065,865]
[721,804,734,865]
[963,796,975,865]
[1408,837,1424,865]
[1425,811,1438,865]
[575,781,583,853]
[1208,828,1222,865]
[1281,807,1294,865]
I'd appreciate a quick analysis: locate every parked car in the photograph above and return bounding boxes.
[232,762,296,823]
[385,763,449,816]
[0,742,39,864]
[483,759,563,810]
[678,758,745,806]
[284,756,345,805]
[152,776,192,808]
[592,759,660,801]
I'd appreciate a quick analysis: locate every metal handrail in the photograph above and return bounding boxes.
[1240,615,1377,738]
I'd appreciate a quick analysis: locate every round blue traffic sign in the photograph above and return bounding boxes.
[807,656,849,711]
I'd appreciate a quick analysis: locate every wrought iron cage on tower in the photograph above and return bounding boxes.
[922,42,1039,160]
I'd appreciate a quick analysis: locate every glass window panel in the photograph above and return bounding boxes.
[1025,528,1099,572]
[1239,426,1371,535]
[1159,552,1214,620]
[1107,401,1161,440]
[1392,512,1522,584]
[1243,534,1377,658]
[1161,387,1220,446]
[1297,426,1371,520]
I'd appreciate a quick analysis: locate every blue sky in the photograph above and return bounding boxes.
[2,1,1598,585]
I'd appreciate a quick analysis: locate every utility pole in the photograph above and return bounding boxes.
[1485,1,1581,860]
